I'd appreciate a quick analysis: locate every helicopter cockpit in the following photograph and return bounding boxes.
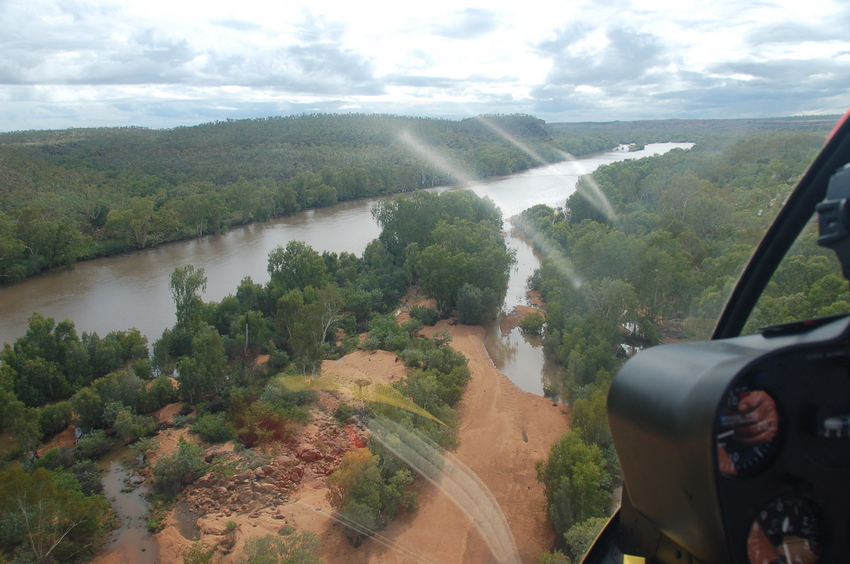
[584,111,850,564]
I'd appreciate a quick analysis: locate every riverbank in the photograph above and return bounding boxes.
[138,318,568,563]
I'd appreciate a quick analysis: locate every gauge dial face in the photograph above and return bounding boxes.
[747,495,821,564]
[716,385,781,477]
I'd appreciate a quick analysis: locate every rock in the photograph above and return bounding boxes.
[237,491,253,504]
[262,465,276,475]
[253,467,265,480]
[275,455,295,466]
[254,483,277,495]
[213,486,228,497]
[299,449,323,462]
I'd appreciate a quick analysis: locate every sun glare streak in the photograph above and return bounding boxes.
[517,219,584,290]
[474,116,548,165]
[398,130,476,186]
[289,499,440,564]
[369,417,521,564]
[575,174,618,224]
[277,375,447,426]
[551,147,618,224]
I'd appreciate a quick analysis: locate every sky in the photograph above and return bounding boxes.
[1,0,848,132]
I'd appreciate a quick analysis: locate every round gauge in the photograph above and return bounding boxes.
[747,495,821,564]
[716,385,781,477]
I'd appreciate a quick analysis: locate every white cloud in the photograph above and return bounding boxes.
[0,0,848,131]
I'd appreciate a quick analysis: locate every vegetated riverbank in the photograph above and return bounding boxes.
[113,311,566,564]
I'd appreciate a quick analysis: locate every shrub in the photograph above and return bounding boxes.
[234,401,300,448]
[75,429,114,460]
[39,400,73,438]
[114,410,158,443]
[182,541,215,564]
[564,517,608,561]
[191,412,235,443]
[519,311,546,335]
[326,448,416,546]
[409,306,439,326]
[152,437,207,498]
[238,532,321,564]
[334,402,355,425]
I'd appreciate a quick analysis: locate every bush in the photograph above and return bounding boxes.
[191,412,235,443]
[139,375,179,414]
[182,541,215,564]
[115,410,158,443]
[75,429,114,460]
[233,401,300,448]
[39,400,73,437]
[409,306,439,326]
[456,284,497,325]
[326,448,416,546]
[152,437,207,498]
[564,517,608,561]
[519,311,546,335]
[238,532,321,564]
[334,402,355,425]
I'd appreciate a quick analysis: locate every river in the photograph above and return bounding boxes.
[0,143,691,395]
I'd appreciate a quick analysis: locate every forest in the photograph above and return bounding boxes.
[0,113,613,284]
[1,113,833,285]
[521,126,848,560]
[0,112,845,563]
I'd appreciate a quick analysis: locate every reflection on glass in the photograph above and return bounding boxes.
[747,495,820,564]
[717,387,780,476]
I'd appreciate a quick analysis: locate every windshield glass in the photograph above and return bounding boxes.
[0,2,848,564]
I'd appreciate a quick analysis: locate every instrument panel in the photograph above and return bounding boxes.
[715,344,850,564]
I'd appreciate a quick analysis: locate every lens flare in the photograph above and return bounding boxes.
[398,130,475,186]
[369,416,521,564]
[474,116,548,165]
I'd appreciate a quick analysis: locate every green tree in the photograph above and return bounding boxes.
[170,265,207,332]
[178,327,227,404]
[326,448,415,546]
[4,399,41,457]
[536,433,611,541]
[268,241,329,292]
[0,466,110,563]
[564,517,608,561]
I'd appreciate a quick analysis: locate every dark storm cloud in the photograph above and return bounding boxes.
[431,8,499,40]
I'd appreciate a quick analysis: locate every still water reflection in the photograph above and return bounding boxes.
[0,144,691,395]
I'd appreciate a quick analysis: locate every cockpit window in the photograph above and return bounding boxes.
[745,216,850,334]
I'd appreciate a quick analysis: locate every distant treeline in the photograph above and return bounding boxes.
[0,113,616,283]
[547,115,841,145]
[1,113,836,284]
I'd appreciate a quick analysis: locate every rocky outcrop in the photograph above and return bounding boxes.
[179,413,366,521]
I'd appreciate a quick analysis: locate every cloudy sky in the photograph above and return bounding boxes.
[1,0,848,131]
